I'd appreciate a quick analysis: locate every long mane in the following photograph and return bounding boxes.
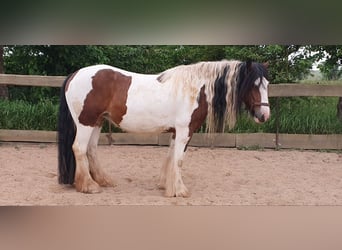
[202,60,241,133]
[157,60,266,133]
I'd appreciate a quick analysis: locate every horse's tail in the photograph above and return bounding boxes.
[57,74,76,185]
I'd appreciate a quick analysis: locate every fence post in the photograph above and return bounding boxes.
[275,97,280,150]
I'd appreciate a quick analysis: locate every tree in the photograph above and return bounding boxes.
[312,46,342,119]
[224,45,318,83]
[3,45,116,102]
[3,45,319,103]
[315,46,342,80]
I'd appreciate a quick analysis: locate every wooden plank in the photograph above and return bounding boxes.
[0,74,65,87]
[0,129,57,142]
[236,133,276,148]
[269,84,342,97]
[1,129,342,150]
[158,133,172,146]
[278,134,342,150]
[98,133,113,145]
[158,133,236,147]
[99,133,159,145]
[211,133,236,147]
[189,133,236,147]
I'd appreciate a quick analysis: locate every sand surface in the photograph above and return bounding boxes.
[1,143,342,205]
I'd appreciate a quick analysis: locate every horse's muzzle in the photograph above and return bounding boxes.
[252,103,270,123]
[253,111,266,123]
[258,114,265,123]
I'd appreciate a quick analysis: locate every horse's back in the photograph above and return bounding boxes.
[64,64,180,133]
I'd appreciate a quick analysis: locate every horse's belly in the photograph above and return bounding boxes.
[119,112,172,133]
[118,89,176,133]
[116,75,198,133]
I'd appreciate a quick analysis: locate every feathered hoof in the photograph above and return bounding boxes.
[164,185,190,198]
[95,175,117,188]
[75,179,102,194]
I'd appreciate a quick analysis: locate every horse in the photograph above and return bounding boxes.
[57,59,270,197]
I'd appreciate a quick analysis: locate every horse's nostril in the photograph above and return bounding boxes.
[259,114,265,122]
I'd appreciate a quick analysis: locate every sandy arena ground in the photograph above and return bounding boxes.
[1,143,342,205]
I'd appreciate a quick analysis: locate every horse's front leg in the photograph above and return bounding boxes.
[158,137,175,190]
[164,127,190,197]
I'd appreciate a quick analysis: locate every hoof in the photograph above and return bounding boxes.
[96,176,117,188]
[91,171,116,188]
[75,179,102,194]
[164,186,190,198]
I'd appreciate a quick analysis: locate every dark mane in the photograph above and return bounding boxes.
[154,60,268,133]
[236,61,268,113]
[212,65,229,132]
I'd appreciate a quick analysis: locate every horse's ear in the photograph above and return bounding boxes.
[263,62,269,68]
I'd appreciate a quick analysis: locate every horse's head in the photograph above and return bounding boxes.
[237,60,270,124]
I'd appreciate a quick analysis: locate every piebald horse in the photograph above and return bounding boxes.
[58,60,270,197]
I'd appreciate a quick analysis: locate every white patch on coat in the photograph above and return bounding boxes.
[119,71,203,133]
[254,77,270,122]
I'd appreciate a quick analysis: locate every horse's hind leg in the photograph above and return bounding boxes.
[87,126,116,188]
[73,125,101,193]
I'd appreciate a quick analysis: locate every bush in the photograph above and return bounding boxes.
[231,97,342,134]
[0,99,58,130]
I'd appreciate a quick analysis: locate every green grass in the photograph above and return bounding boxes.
[1,97,342,134]
[0,99,121,132]
[0,99,58,130]
[231,97,342,134]
[277,97,342,134]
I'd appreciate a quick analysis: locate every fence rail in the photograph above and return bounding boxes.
[1,74,342,149]
[1,73,342,97]
[1,130,342,150]
[0,74,65,87]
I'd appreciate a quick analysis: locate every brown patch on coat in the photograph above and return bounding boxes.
[165,127,176,139]
[64,70,78,92]
[163,86,208,143]
[188,85,208,137]
[244,85,262,112]
[78,69,132,127]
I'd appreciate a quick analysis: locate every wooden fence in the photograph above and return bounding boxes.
[1,73,342,150]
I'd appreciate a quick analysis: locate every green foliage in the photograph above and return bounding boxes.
[319,63,342,80]
[230,97,342,134]
[4,45,113,103]
[223,45,318,83]
[312,45,342,80]
[4,45,112,75]
[3,45,321,103]
[276,97,342,134]
[2,45,342,135]
[8,86,60,104]
[0,99,58,130]
[1,97,341,134]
